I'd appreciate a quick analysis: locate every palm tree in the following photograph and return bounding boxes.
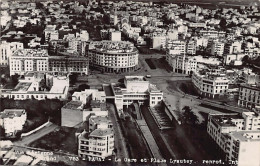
[181,106,199,125]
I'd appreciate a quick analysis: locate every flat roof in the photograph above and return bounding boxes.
[62,101,83,110]
[12,49,48,57]
[211,114,243,127]
[0,109,26,119]
[90,128,113,137]
[230,130,260,142]
[13,82,32,92]
[125,76,145,82]
[90,116,110,125]
[240,83,260,91]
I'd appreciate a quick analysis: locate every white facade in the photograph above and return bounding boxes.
[238,84,260,109]
[1,73,69,100]
[211,41,225,56]
[88,41,138,73]
[0,109,27,136]
[109,31,121,41]
[0,41,24,65]
[167,54,197,75]
[113,76,163,111]
[151,36,166,50]
[207,113,260,166]
[192,70,229,98]
[78,113,114,160]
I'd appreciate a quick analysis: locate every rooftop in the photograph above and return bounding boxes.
[12,49,48,57]
[90,100,106,111]
[230,130,260,142]
[89,40,137,54]
[13,82,32,92]
[90,116,111,125]
[240,83,260,91]
[62,101,83,110]
[125,76,145,82]
[211,114,244,127]
[90,128,113,137]
[0,109,26,119]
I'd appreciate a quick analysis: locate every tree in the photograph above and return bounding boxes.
[181,106,199,125]
[219,18,227,30]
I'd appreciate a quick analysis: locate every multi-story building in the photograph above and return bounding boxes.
[167,54,197,75]
[192,69,229,98]
[78,114,114,160]
[166,40,186,55]
[112,76,163,111]
[211,40,225,56]
[0,109,27,137]
[238,84,260,109]
[207,112,260,166]
[44,25,59,43]
[1,72,69,100]
[186,39,197,55]
[223,54,245,66]
[88,41,138,73]
[109,31,121,41]
[9,49,49,76]
[68,30,89,56]
[224,41,242,55]
[9,49,88,76]
[151,36,167,50]
[0,41,24,65]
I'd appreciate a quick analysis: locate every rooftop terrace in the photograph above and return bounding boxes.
[211,114,244,127]
[12,49,48,57]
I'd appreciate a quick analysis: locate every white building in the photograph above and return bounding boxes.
[112,76,163,111]
[109,31,121,41]
[207,112,260,166]
[9,49,88,76]
[68,30,89,56]
[0,109,27,136]
[151,36,166,50]
[211,40,225,56]
[192,69,229,98]
[223,54,245,66]
[166,40,186,55]
[44,25,59,42]
[1,72,69,100]
[78,114,114,160]
[0,41,24,65]
[238,84,260,109]
[166,54,197,75]
[88,41,138,73]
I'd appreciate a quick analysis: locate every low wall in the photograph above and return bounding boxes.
[21,121,50,137]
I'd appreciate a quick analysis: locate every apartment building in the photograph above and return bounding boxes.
[9,49,88,76]
[78,113,114,160]
[211,40,225,56]
[223,54,245,66]
[192,70,229,98]
[166,40,186,55]
[9,49,49,76]
[186,39,197,55]
[167,54,197,75]
[109,31,121,41]
[224,41,242,55]
[238,84,260,109]
[151,36,167,50]
[88,41,138,73]
[44,25,59,42]
[68,30,89,55]
[0,41,24,65]
[0,109,27,136]
[207,112,260,166]
[1,72,69,100]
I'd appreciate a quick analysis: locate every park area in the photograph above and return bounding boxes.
[29,127,78,154]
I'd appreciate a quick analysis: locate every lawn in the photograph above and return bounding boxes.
[145,59,156,69]
[179,82,200,96]
[29,127,78,154]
